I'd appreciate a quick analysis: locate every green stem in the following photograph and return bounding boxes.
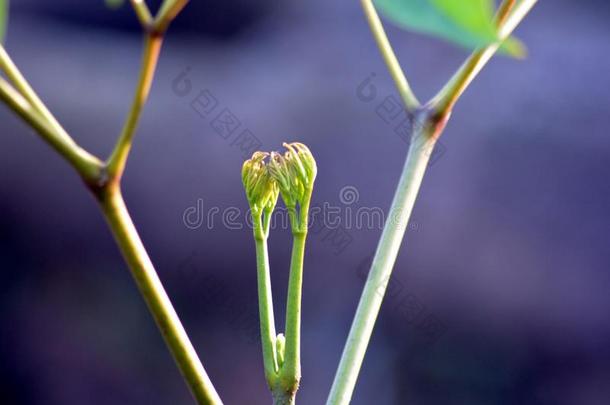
[281,232,306,382]
[98,185,222,405]
[0,78,103,182]
[328,3,538,402]
[275,231,306,404]
[254,214,279,385]
[155,0,190,33]
[272,388,296,405]
[495,0,517,27]
[129,0,154,28]
[1,4,219,404]
[272,189,312,404]
[360,0,420,111]
[0,48,103,183]
[0,45,72,142]
[327,120,440,405]
[106,34,163,180]
[432,0,538,117]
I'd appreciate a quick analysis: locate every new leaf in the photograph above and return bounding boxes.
[375,0,525,57]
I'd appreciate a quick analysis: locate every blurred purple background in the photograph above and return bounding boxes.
[1,1,609,404]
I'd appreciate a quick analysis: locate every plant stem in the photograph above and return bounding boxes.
[272,231,305,405]
[272,188,312,404]
[97,184,222,405]
[0,45,72,142]
[0,78,103,182]
[281,232,306,382]
[254,214,279,384]
[328,1,538,402]
[129,0,154,28]
[0,48,103,183]
[155,0,190,33]
[327,118,440,405]
[360,0,420,111]
[1,3,221,404]
[432,0,538,117]
[106,33,163,180]
[272,387,296,405]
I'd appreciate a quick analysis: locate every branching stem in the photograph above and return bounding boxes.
[328,1,538,404]
[432,0,538,118]
[0,47,102,182]
[0,2,223,404]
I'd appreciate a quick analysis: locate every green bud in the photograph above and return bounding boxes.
[268,142,317,209]
[242,151,279,214]
[283,142,317,189]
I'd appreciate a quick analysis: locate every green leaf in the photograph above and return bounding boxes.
[0,0,8,43]
[374,0,525,57]
[431,0,497,41]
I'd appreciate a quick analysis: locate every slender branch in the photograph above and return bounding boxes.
[280,233,305,381]
[0,46,103,182]
[495,0,517,27]
[0,45,72,142]
[0,78,103,181]
[254,214,279,384]
[275,188,312,405]
[328,2,537,403]
[274,232,305,405]
[155,0,190,34]
[360,0,420,111]
[106,34,163,180]
[1,3,221,404]
[97,185,223,405]
[327,120,440,405]
[129,0,154,28]
[431,0,538,117]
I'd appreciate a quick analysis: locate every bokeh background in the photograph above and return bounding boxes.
[1,1,609,404]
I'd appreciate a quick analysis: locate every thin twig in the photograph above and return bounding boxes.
[327,1,538,404]
[432,0,538,118]
[0,77,102,181]
[106,34,163,180]
[155,0,190,34]
[129,0,154,28]
[495,0,517,27]
[254,215,280,384]
[0,45,72,142]
[360,0,420,111]
[326,122,438,405]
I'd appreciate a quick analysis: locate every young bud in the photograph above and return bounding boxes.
[268,143,317,209]
[283,142,317,189]
[242,152,279,214]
